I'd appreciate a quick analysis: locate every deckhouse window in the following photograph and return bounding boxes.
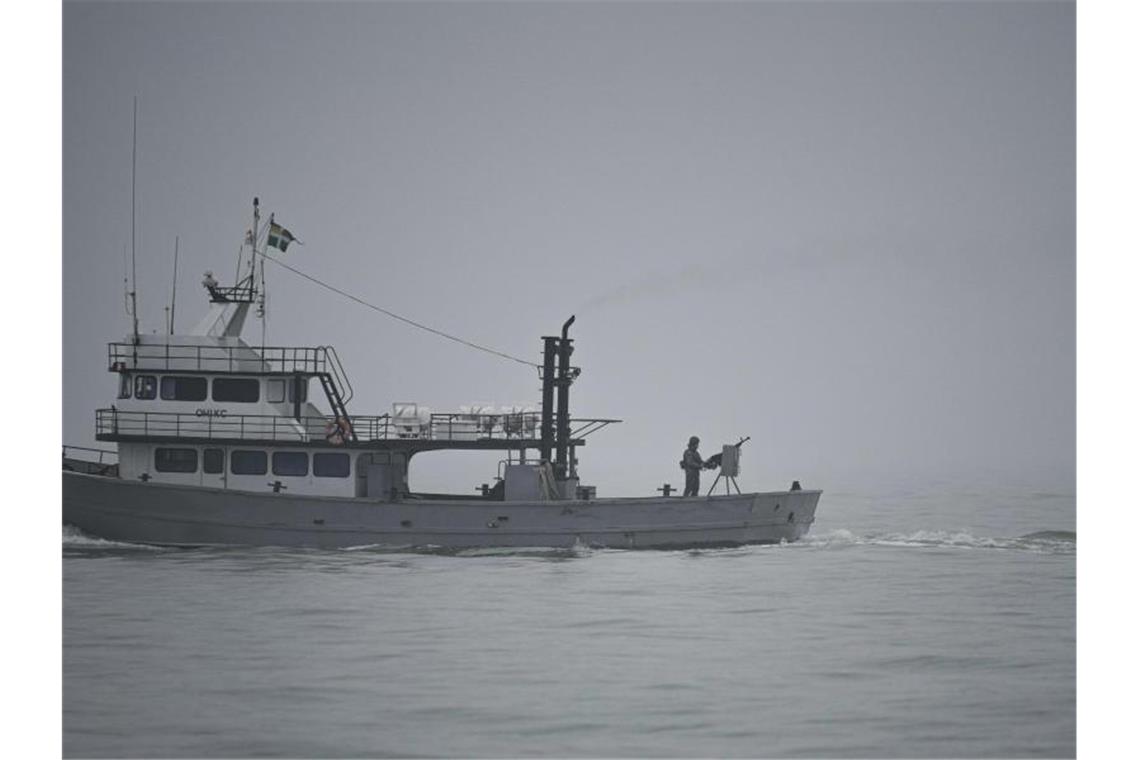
[289,377,309,403]
[230,450,267,475]
[313,452,350,478]
[160,375,208,402]
[154,448,198,473]
[213,377,260,403]
[203,448,224,474]
[266,379,286,403]
[134,375,157,400]
[272,451,308,477]
[266,378,309,404]
[118,374,132,399]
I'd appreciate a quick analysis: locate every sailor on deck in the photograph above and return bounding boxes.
[681,436,706,497]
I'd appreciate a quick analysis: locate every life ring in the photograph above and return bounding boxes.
[325,417,352,445]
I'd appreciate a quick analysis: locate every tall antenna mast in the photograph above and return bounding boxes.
[122,245,130,316]
[257,202,267,350]
[169,235,179,334]
[129,96,140,349]
[250,198,261,299]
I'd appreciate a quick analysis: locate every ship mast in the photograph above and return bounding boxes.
[129,96,140,356]
[168,235,179,335]
[254,201,267,350]
[250,197,260,300]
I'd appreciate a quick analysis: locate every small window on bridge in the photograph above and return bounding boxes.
[289,377,309,403]
[160,375,207,401]
[134,375,157,400]
[267,378,309,404]
[213,377,260,403]
[266,379,286,403]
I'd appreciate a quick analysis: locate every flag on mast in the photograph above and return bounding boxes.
[267,220,301,252]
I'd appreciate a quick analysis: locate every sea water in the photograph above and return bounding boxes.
[63,477,1075,758]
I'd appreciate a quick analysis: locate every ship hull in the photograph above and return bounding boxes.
[63,471,820,549]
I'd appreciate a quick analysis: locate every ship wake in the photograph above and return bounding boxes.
[62,525,170,553]
[799,528,1075,555]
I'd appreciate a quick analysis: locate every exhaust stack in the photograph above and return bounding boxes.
[539,316,578,482]
[555,316,575,481]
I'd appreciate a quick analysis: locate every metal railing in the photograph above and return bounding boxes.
[408,411,541,441]
[95,408,620,445]
[96,409,362,443]
[62,444,119,465]
[62,444,120,477]
[321,345,354,404]
[108,342,331,374]
[571,419,618,438]
[107,343,353,405]
[206,284,256,303]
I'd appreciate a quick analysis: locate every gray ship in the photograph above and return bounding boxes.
[63,201,821,549]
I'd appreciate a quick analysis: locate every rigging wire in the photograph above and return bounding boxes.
[259,252,541,369]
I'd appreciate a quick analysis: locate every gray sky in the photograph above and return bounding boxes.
[63,0,1074,494]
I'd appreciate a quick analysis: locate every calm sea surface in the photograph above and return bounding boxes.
[63,479,1075,758]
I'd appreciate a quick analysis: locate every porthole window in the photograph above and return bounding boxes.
[203,448,225,474]
[272,451,309,477]
[230,450,267,475]
[160,375,208,401]
[313,453,350,478]
[212,377,260,403]
[134,375,157,400]
[154,447,198,473]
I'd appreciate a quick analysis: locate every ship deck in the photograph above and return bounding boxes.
[94,408,617,451]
